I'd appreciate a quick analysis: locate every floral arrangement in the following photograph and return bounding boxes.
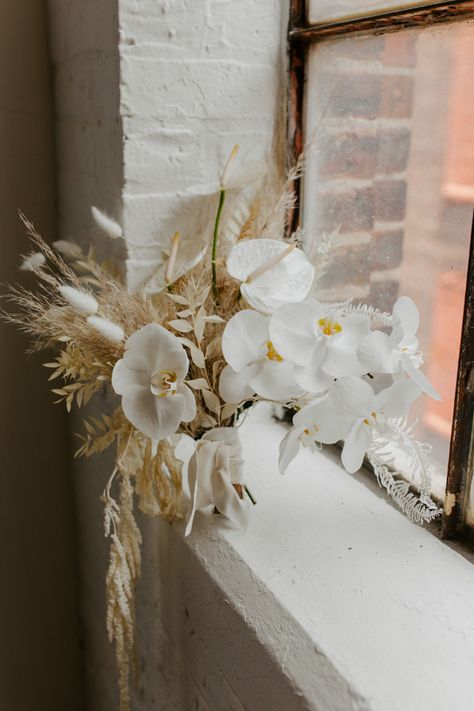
[5,145,442,710]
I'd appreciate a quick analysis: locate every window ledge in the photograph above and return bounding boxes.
[152,406,474,711]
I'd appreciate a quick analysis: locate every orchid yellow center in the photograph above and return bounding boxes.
[363,411,377,426]
[151,370,177,397]
[318,317,342,336]
[266,341,283,362]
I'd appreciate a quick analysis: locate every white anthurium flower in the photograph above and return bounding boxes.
[358,296,441,400]
[126,234,207,295]
[330,376,421,474]
[278,392,350,474]
[226,239,315,314]
[187,144,266,196]
[219,310,304,404]
[111,323,196,440]
[269,299,370,394]
[185,427,249,536]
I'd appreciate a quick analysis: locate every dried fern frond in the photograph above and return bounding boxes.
[367,448,442,524]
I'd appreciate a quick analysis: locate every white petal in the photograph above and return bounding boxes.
[112,360,149,395]
[329,377,374,419]
[293,341,332,393]
[219,364,257,404]
[124,323,188,380]
[249,360,303,401]
[324,341,365,379]
[358,330,399,374]
[278,426,304,474]
[392,296,419,340]
[269,299,321,366]
[122,387,184,440]
[223,160,266,190]
[341,423,371,473]
[294,398,351,444]
[401,353,442,401]
[374,379,421,418]
[228,239,314,314]
[221,310,268,371]
[177,383,197,422]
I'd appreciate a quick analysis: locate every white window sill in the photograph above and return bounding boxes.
[152,405,474,711]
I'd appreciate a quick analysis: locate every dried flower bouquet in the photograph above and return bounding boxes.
[5,145,442,710]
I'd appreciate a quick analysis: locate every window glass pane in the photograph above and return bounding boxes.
[303,22,474,499]
[309,1,440,24]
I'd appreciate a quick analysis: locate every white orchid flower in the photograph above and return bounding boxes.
[330,376,421,474]
[111,323,196,440]
[185,427,249,536]
[126,234,207,295]
[269,299,370,394]
[358,296,441,400]
[279,393,350,474]
[226,238,315,314]
[219,310,304,404]
[187,144,266,196]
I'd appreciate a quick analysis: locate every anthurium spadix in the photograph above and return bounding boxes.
[126,234,207,295]
[219,309,303,403]
[357,296,441,400]
[112,323,196,440]
[226,238,315,314]
[269,299,370,394]
[187,144,266,196]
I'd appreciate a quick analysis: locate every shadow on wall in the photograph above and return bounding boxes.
[0,2,84,710]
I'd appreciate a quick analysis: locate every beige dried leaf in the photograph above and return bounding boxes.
[221,403,237,420]
[202,389,221,416]
[186,378,209,390]
[168,319,193,333]
[189,343,205,369]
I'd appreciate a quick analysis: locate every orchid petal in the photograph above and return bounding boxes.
[374,379,421,418]
[270,300,321,366]
[293,340,332,394]
[294,398,351,444]
[177,383,197,422]
[278,426,304,474]
[341,423,371,474]
[125,323,188,377]
[222,310,268,371]
[122,386,185,441]
[358,330,400,374]
[401,353,442,401]
[219,364,258,404]
[112,359,149,395]
[392,296,419,340]
[249,360,303,401]
[329,376,375,419]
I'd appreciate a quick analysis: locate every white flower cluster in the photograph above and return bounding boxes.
[219,295,440,477]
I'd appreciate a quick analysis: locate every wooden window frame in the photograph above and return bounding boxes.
[287,0,474,541]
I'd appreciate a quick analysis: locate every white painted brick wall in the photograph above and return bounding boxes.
[48,1,288,708]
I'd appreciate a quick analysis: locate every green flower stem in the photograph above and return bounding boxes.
[211,189,226,294]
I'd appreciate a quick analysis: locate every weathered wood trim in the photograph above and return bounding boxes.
[443,212,474,539]
[289,1,474,44]
[287,0,306,236]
